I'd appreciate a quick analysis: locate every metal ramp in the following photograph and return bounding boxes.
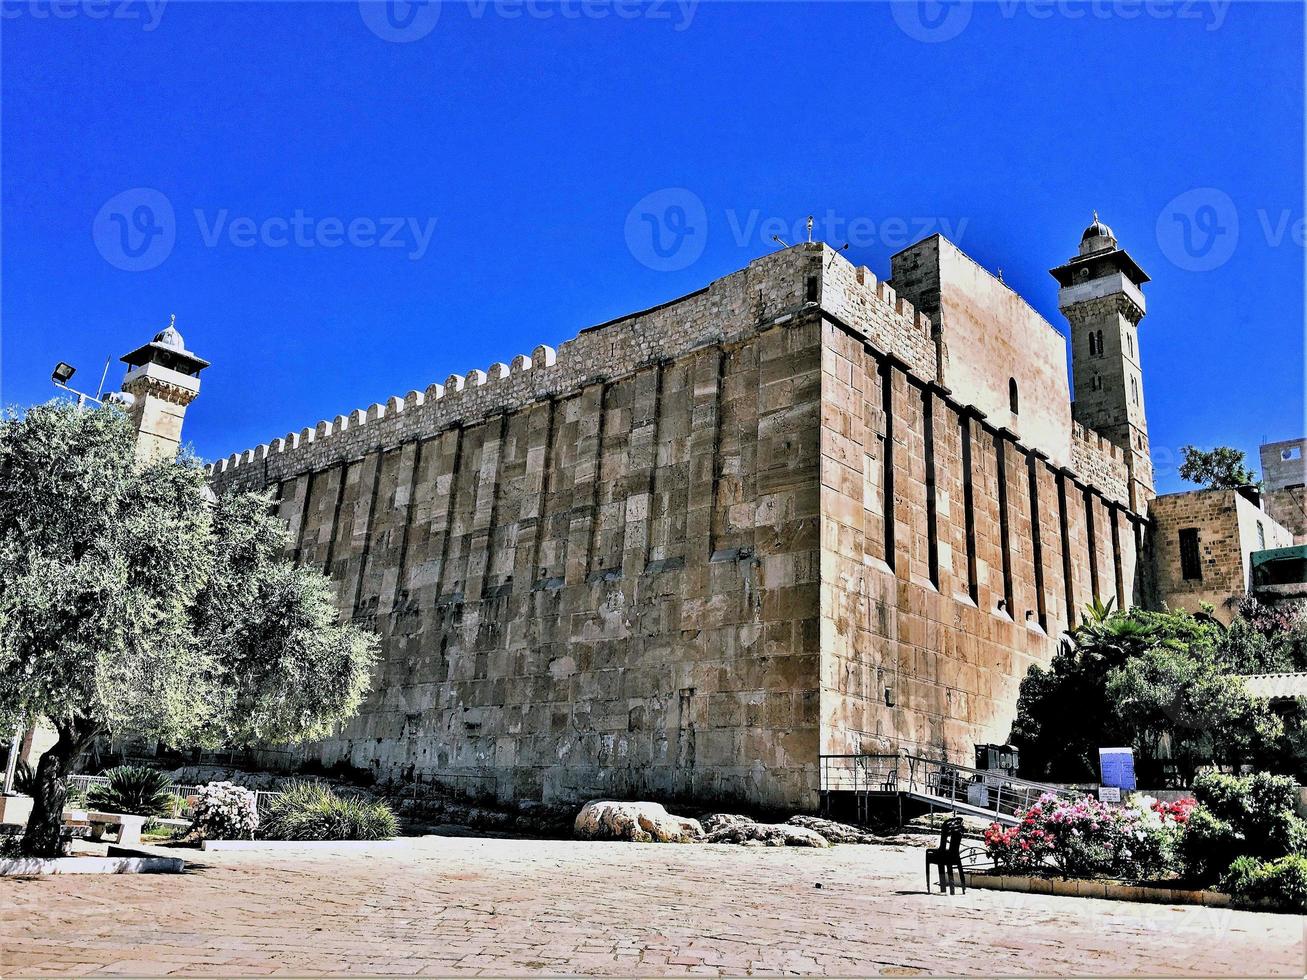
[820,753,1081,827]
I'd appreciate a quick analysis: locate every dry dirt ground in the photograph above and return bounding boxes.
[1,835,1301,976]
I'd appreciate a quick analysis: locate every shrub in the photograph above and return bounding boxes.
[191,781,259,840]
[985,793,1186,879]
[1178,805,1242,882]
[1182,770,1307,881]
[1220,854,1307,913]
[87,766,174,817]
[984,821,1051,873]
[260,781,397,841]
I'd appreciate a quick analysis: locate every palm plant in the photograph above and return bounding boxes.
[1073,597,1160,669]
[260,781,397,841]
[86,765,174,817]
[13,761,37,796]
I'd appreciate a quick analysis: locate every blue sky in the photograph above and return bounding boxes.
[2,0,1302,494]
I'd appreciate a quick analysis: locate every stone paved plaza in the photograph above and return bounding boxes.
[1,836,1301,977]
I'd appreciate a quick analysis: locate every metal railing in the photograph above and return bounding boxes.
[65,774,286,819]
[820,752,1082,824]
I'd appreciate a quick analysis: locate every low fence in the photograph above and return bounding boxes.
[66,774,284,818]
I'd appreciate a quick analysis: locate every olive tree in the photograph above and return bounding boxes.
[1179,445,1258,490]
[0,403,377,856]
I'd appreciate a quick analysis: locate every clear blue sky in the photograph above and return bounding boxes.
[2,0,1302,494]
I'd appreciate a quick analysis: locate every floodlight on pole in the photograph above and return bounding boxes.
[51,360,116,410]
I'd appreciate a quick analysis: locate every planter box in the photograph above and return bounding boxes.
[0,855,184,876]
[968,872,1238,909]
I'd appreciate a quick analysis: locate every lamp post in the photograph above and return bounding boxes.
[50,360,135,412]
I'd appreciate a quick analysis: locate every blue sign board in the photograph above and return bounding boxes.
[1098,747,1136,791]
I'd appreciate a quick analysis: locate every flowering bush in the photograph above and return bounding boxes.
[985,793,1187,879]
[1147,797,1196,824]
[984,797,1055,871]
[191,781,259,840]
[1124,795,1193,878]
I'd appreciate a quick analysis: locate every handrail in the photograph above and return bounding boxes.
[819,751,1082,826]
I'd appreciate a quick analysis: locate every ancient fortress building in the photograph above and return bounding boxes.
[207,224,1152,809]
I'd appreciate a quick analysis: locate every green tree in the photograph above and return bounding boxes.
[1178,445,1258,490]
[1009,603,1281,784]
[0,403,378,856]
[1107,642,1283,783]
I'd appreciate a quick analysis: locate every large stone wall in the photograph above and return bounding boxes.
[816,317,1143,763]
[890,236,1076,469]
[209,242,1146,809]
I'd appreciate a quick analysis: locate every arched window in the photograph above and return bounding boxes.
[1095,329,1104,356]
[1131,376,1139,404]
[1127,331,1134,357]
[1088,332,1098,356]
[1009,377,1019,415]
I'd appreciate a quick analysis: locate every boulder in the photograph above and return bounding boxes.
[700,814,830,847]
[700,813,754,834]
[574,800,703,843]
[785,815,882,844]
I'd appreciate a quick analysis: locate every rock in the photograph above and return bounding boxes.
[700,813,754,834]
[785,815,883,844]
[700,815,830,847]
[574,801,703,843]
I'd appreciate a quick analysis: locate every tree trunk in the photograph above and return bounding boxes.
[19,718,102,858]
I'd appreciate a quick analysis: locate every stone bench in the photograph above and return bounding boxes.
[62,810,147,846]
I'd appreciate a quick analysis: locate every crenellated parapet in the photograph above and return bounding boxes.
[1070,421,1130,503]
[819,254,938,379]
[208,243,937,494]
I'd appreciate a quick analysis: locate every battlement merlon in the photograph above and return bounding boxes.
[207,244,921,492]
[206,240,1126,507]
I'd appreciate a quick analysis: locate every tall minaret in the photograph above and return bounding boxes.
[1051,215,1154,513]
[118,316,209,464]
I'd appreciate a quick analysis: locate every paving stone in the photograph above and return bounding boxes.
[0,837,1299,976]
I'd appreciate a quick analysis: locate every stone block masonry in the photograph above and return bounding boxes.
[210,241,1145,810]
